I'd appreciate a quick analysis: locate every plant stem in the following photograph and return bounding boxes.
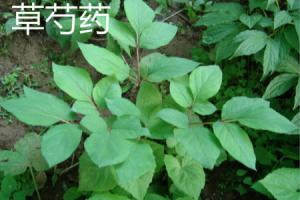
[60,162,79,176]
[136,37,141,86]
[29,166,42,200]
[162,8,185,22]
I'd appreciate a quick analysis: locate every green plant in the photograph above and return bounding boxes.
[195,0,300,111]
[0,0,299,200]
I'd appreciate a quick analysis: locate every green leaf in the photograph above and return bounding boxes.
[144,193,168,200]
[284,25,299,52]
[232,30,268,58]
[88,193,131,200]
[14,133,48,171]
[106,97,140,117]
[239,13,262,29]
[195,3,243,26]
[141,53,199,82]
[274,11,293,29]
[263,74,298,99]
[52,64,93,101]
[116,143,155,186]
[192,101,216,116]
[80,114,107,135]
[212,122,256,170]
[93,77,122,108]
[124,0,155,35]
[156,108,189,128]
[294,78,300,109]
[84,133,133,168]
[215,36,240,62]
[222,97,298,134]
[0,151,28,176]
[111,116,149,139]
[259,168,300,200]
[170,76,193,108]
[79,154,117,192]
[102,18,136,47]
[0,87,73,126]
[4,18,17,34]
[175,126,222,169]
[263,38,281,76]
[41,124,82,167]
[79,43,129,81]
[140,22,177,49]
[118,169,154,200]
[164,155,205,200]
[202,23,240,45]
[109,0,121,17]
[136,82,162,124]
[189,65,222,101]
[72,101,98,116]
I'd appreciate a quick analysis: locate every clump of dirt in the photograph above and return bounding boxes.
[0,121,26,149]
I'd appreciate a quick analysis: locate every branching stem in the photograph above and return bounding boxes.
[29,166,42,200]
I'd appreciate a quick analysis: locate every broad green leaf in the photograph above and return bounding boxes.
[145,140,165,173]
[109,0,121,17]
[294,78,300,109]
[170,76,193,108]
[175,126,222,169]
[157,108,189,128]
[263,74,298,99]
[52,64,93,101]
[215,36,239,62]
[124,0,155,35]
[136,82,162,124]
[111,115,149,139]
[0,87,73,126]
[116,143,156,185]
[140,22,177,49]
[274,11,293,29]
[88,193,131,200]
[118,169,154,200]
[79,154,117,192]
[192,101,216,116]
[195,13,238,26]
[0,151,28,176]
[106,97,140,117]
[232,30,268,58]
[14,133,48,171]
[4,18,17,34]
[41,124,82,167]
[141,53,199,83]
[287,0,300,10]
[222,97,298,134]
[93,77,122,108]
[164,155,205,200]
[259,168,300,200]
[212,122,256,170]
[80,114,107,135]
[284,25,299,52]
[72,100,98,116]
[189,65,222,101]
[202,23,240,45]
[276,56,300,74]
[263,38,281,76]
[79,43,129,81]
[239,13,262,29]
[101,18,136,47]
[84,132,133,167]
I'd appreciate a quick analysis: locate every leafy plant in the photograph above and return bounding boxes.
[195,0,300,111]
[0,0,299,199]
